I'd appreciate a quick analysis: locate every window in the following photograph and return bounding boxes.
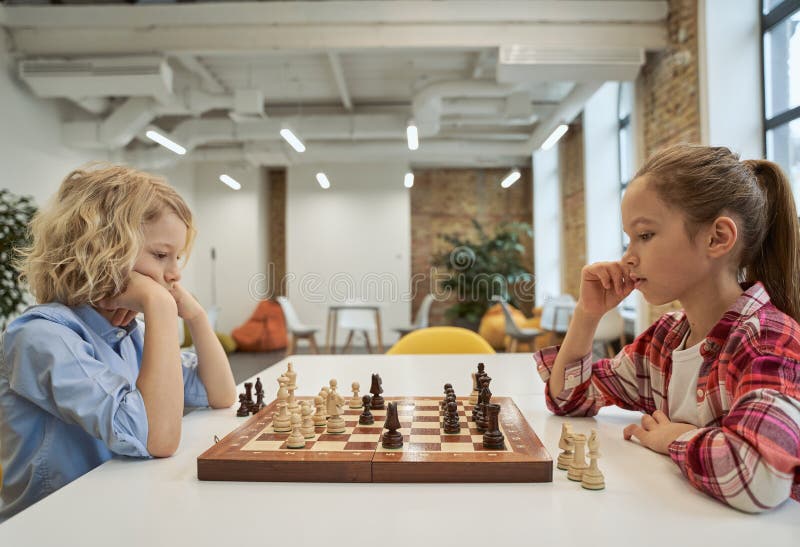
[617,82,637,319]
[763,0,800,205]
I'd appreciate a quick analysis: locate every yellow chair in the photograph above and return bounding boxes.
[386,326,496,355]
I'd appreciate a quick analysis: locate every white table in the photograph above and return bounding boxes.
[1,354,797,546]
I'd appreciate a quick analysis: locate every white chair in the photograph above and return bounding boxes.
[338,308,378,353]
[540,294,577,333]
[594,307,625,358]
[395,294,435,338]
[495,297,543,353]
[277,296,320,355]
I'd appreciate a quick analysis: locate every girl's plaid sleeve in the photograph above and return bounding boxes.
[668,354,800,513]
[534,319,665,416]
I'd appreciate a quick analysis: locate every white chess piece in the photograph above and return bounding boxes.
[557,422,574,471]
[286,411,306,449]
[318,389,329,419]
[272,384,291,432]
[581,429,606,490]
[567,433,588,482]
[349,381,362,409]
[285,362,297,391]
[469,372,479,405]
[276,375,289,401]
[313,395,327,428]
[300,401,316,438]
[326,379,346,434]
[287,383,299,413]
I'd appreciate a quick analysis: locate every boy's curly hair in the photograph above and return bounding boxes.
[16,163,196,306]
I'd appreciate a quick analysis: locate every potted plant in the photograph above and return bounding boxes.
[432,219,533,330]
[0,189,37,330]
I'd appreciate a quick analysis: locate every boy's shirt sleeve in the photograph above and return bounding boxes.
[534,319,664,416]
[6,319,151,458]
[180,350,210,408]
[668,353,800,513]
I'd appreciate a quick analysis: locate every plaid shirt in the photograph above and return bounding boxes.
[534,282,800,513]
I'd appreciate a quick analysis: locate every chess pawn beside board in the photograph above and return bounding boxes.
[581,430,605,491]
[349,381,362,409]
[557,422,575,471]
[567,433,589,482]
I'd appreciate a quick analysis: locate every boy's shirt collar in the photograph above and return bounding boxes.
[73,304,138,345]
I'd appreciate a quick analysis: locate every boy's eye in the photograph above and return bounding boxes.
[153,252,168,260]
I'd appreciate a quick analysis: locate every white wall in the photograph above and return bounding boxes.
[286,163,411,347]
[533,147,561,307]
[0,37,102,205]
[583,82,624,265]
[190,164,268,333]
[699,0,763,158]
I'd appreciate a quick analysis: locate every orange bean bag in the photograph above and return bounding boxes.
[232,300,288,352]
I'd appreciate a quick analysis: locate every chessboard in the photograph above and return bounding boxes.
[197,396,552,483]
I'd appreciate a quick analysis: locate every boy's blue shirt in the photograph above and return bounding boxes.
[0,302,209,522]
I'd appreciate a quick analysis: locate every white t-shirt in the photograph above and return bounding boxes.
[668,332,705,426]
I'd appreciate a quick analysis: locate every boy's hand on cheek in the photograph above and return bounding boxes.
[169,282,204,321]
[99,271,173,314]
[623,410,697,455]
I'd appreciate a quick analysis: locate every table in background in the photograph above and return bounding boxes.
[0,353,797,546]
[324,304,383,353]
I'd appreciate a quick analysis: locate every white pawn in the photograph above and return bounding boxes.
[272,384,291,432]
[469,371,479,405]
[567,433,588,482]
[581,429,606,491]
[317,390,329,419]
[313,395,327,428]
[557,422,574,471]
[349,381,362,409]
[276,375,289,400]
[286,412,306,449]
[300,401,316,439]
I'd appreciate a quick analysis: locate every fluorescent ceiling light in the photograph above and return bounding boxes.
[280,128,306,153]
[145,130,186,155]
[316,172,331,189]
[540,124,569,151]
[404,172,414,188]
[219,174,241,190]
[406,124,419,151]
[500,169,521,189]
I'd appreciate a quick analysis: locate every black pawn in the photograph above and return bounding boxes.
[381,402,403,449]
[441,383,453,411]
[254,389,265,413]
[482,403,504,449]
[370,373,385,410]
[359,395,375,425]
[236,394,250,417]
[443,400,461,434]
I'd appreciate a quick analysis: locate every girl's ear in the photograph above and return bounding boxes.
[707,216,738,257]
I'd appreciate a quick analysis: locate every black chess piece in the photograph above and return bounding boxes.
[440,383,452,411]
[370,373,385,409]
[254,389,265,413]
[482,403,504,449]
[254,377,263,397]
[443,400,461,434]
[381,402,403,449]
[244,381,255,412]
[236,394,250,417]
[359,395,375,425]
[476,375,492,432]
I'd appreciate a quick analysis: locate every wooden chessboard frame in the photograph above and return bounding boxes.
[197,397,552,483]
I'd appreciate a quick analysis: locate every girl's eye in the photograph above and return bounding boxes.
[639,233,653,241]
[154,252,168,260]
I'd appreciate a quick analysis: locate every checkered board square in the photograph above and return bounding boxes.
[198,397,552,483]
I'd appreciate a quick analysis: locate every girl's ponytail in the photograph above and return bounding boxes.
[742,159,800,322]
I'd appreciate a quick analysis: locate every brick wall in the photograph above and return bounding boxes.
[267,169,287,297]
[636,0,701,322]
[559,119,586,299]
[410,168,534,325]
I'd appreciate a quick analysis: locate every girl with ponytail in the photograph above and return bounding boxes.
[535,144,800,513]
